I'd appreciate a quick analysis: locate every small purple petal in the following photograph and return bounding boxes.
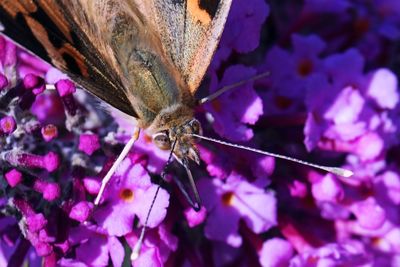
[69,201,92,223]
[259,238,293,267]
[55,79,76,97]
[311,174,344,202]
[26,213,47,232]
[108,236,124,267]
[4,169,22,187]
[43,152,60,172]
[355,132,384,161]
[23,74,40,89]
[184,206,207,228]
[78,134,100,156]
[42,183,61,201]
[83,177,101,195]
[289,180,308,198]
[352,197,386,230]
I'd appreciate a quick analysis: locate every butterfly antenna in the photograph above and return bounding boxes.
[189,134,354,178]
[198,71,270,105]
[131,138,178,261]
[94,128,140,205]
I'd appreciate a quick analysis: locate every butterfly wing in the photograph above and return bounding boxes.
[0,0,137,117]
[135,0,232,94]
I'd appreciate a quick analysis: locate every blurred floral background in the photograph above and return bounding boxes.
[1,0,400,266]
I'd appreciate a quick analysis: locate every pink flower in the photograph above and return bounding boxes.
[94,157,169,236]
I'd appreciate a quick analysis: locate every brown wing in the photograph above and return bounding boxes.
[0,0,137,117]
[135,0,232,94]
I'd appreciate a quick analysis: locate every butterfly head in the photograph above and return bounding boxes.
[152,119,202,165]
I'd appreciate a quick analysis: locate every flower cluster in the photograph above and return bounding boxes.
[1,0,400,266]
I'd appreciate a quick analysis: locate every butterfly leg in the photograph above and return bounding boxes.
[94,127,140,205]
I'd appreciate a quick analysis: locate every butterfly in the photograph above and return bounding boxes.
[0,0,233,210]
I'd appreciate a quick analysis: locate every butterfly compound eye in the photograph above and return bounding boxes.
[152,132,171,150]
[190,119,202,135]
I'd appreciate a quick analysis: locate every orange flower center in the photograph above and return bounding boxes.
[297,59,313,77]
[119,188,134,202]
[43,124,57,136]
[221,192,235,206]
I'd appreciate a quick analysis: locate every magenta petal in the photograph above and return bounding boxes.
[352,197,386,230]
[78,134,100,156]
[205,204,242,247]
[76,236,109,267]
[133,185,169,228]
[233,180,277,233]
[69,201,93,223]
[4,169,22,187]
[259,238,293,267]
[205,65,263,141]
[312,174,344,202]
[58,258,88,267]
[132,247,162,267]
[355,132,384,161]
[367,69,399,109]
[184,206,207,228]
[108,236,124,267]
[95,204,135,236]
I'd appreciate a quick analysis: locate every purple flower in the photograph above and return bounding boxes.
[304,49,400,158]
[198,174,276,247]
[94,157,169,236]
[68,224,124,267]
[204,65,263,141]
[289,242,372,266]
[220,0,269,53]
[126,224,178,267]
[2,1,400,265]
[260,34,326,116]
